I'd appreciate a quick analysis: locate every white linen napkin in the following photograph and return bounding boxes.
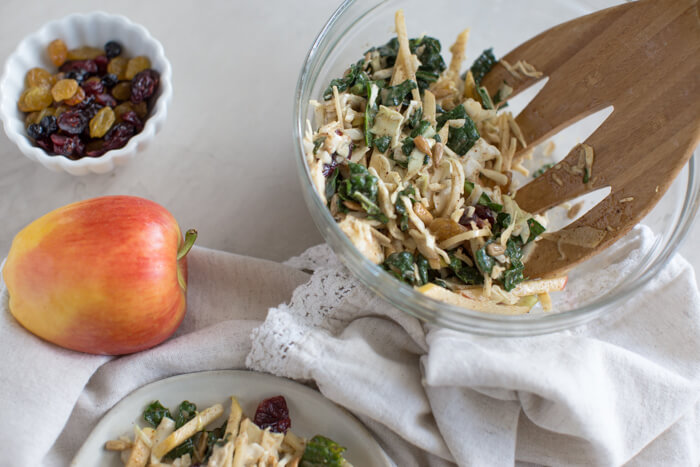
[247,225,700,466]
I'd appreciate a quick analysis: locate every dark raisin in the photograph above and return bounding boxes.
[60,59,98,75]
[103,122,135,150]
[459,204,496,230]
[130,69,159,104]
[78,96,103,120]
[94,55,108,75]
[51,134,84,159]
[95,93,117,108]
[27,123,44,140]
[101,73,118,88]
[104,41,122,59]
[57,109,88,135]
[121,110,143,132]
[253,396,291,433]
[39,115,58,135]
[82,78,104,97]
[65,69,88,84]
[36,137,52,153]
[322,159,338,177]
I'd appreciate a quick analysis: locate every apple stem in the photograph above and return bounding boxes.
[177,229,198,260]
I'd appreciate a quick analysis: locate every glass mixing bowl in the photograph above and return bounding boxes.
[293,0,699,336]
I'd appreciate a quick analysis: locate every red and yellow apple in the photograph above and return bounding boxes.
[2,195,196,355]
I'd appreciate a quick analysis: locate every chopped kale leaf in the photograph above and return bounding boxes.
[323,59,366,100]
[470,48,497,86]
[174,401,197,429]
[372,135,391,153]
[435,104,480,155]
[477,86,494,110]
[401,137,415,156]
[300,435,348,467]
[338,162,388,223]
[449,254,483,285]
[384,252,418,285]
[143,401,171,428]
[410,120,432,138]
[382,79,417,106]
[407,107,423,129]
[312,136,325,155]
[475,245,495,275]
[526,218,546,242]
[395,186,416,231]
[325,167,339,204]
[502,239,525,291]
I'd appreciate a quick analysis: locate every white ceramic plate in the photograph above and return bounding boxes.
[71,370,393,466]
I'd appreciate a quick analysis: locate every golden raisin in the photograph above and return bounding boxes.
[25,67,52,88]
[428,218,468,242]
[125,56,151,80]
[132,101,148,119]
[111,82,131,101]
[113,102,132,121]
[107,57,128,80]
[47,39,68,67]
[51,79,79,101]
[63,86,85,106]
[54,105,69,117]
[67,46,104,60]
[18,86,53,112]
[89,107,115,138]
[25,112,40,128]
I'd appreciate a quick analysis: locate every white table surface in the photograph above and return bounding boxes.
[0,0,697,271]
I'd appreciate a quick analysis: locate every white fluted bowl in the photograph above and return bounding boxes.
[0,12,172,176]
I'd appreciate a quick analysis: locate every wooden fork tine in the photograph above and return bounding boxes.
[523,193,626,279]
[480,2,634,102]
[521,68,700,277]
[514,143,597,215]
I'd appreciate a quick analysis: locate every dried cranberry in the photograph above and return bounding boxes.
[27,123,44,140]
[101,73,118,88]
[57,110,88,135]
[103,122,135,150]
[95,93,117,107]
[104,41,122,59]
[459,204,496,230]
[253,396,291,433]
[121,111,143,132]
[130,69,159,104]
[82,79,104,97]
[51,134,84,159]
[40,115,58,136]
[94,55,108,75]
[35,137,52,153]
[60,59,98,75]
[78,96,103,120]
[85,140,107,157]
[322,159,338,177]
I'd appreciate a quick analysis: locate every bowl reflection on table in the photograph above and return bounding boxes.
[293,0,700,335]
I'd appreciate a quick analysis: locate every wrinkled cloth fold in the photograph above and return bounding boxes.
[247,226,700,466]
[1,225,698,466]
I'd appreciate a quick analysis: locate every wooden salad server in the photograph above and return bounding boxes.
[481,0,700,278]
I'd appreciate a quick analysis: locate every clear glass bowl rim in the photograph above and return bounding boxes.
[292,0,700,336]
